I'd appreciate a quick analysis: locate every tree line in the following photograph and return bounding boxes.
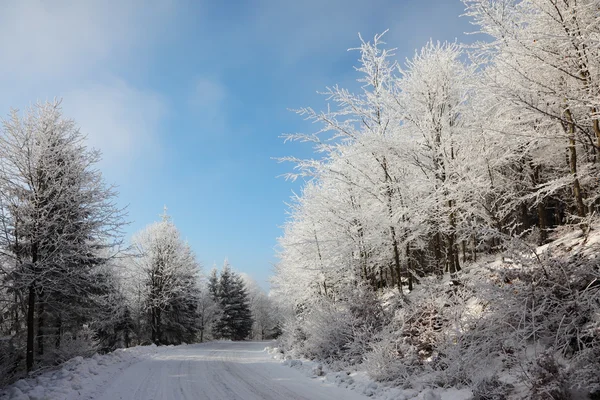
[272,0,600,398]
[0,102,278,386]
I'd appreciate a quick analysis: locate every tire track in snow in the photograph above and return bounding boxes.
[92,341,369,400]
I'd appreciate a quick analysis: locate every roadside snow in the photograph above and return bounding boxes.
[2,341,374,400]
[0,344,170,400]
[266,347,473,400]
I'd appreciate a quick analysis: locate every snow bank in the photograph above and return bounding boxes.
[266,346,472,400]
[0,344,170,400]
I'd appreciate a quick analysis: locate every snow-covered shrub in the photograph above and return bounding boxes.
[277,316,307,359]
[362,323,420,384]
[500,240,600,394]
[363,279,476,387]
[470,376,513,400]
[300,299,355,363]
[529,351,570,400]
[41,327,98,365]
[0,338,23,387]
[279,284,387,368]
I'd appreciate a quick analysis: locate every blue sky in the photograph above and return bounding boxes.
[0,0,475,290]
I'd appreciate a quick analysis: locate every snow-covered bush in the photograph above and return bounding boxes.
[360,231,599,398]
[0,338,23,387]
[362,323,420,384]
[300,299,354,362]
[279,284,387,368]
[41,327,99,365]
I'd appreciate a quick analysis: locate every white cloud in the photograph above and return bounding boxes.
[0,0,174,79]
[63,81,166,175]
[0,0,176,179]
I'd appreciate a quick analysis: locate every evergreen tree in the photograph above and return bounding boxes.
[208,267,219,301]
[213,261,253,340]
[0,101,125,371]
[229,274,253,340]
[129,208,200,345]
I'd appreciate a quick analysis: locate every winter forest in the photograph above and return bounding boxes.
[1,0,600,399]
[271,0,600,399]
[0,103,278,384]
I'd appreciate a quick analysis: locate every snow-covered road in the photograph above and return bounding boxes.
[92,341,368,400]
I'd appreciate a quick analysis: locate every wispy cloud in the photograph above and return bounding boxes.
[0,0,174,79]
[0,0,176,179]
[63,81,166,176]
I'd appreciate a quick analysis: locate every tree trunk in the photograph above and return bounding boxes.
[569,136,586,218]
[125,327,130,348]
[471,233,477,263]
[151,307,157,344]
[590,108,600,162]
[537,201,548,244]
[26,245,38,372]
[390,226,401,290]
[26,283,35,372]
[56,316,62,349]
[155,308,162,345]
[565,107,586,218]
[434,232,442,276]
[406,243,413,291]
[37,295,44,356]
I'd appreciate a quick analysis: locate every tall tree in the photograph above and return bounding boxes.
[213,261,253,341]
[0,101,125,371]
[129,208,200,345]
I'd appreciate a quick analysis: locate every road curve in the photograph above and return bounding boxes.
[92,341,369,400]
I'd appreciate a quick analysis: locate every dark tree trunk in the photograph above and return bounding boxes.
[55,316,62,349]
[537,201,548,244]
[406,243,413,291]
[37,296,44,356]
[434,232,442,276]
[26,245,38,372]
[565,107,586,218]
[26,283,35,372]
[472,234,477,263]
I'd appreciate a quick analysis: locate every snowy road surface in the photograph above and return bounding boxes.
[92,341,368,400]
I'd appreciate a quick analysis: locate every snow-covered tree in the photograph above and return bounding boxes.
[196,280,219,342]
[273,18,600,397]
[212,261,253,341]
[464,0,600,224]
[0,101,125,372]
[129,209,200,345]
[240,274,279,340]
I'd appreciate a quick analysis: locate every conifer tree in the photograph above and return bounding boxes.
[129,208,200,345]
[0,101,125,371]
[213,261,253,340]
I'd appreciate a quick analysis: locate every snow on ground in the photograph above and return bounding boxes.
[1,341,374,400]
[267,347,473,400]
[0,344,171,400]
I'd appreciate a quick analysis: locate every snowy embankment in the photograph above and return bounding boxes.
[271,225,600,400]
[0,344,170,400]
[266,347,471,400]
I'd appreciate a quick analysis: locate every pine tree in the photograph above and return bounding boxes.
[0,101,125,371]
[208,267,219,301]
[129,208,200,345]
[229,274,253,341]
[213,262,253,340]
